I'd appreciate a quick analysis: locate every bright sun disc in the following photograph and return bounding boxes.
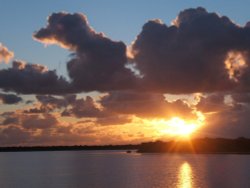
[164,117,197,136]
[150,116,204,137]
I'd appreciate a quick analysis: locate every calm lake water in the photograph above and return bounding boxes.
[0,151,250,188]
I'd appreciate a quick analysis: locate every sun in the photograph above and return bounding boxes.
[149,116,204,138]
[163,117,198,136]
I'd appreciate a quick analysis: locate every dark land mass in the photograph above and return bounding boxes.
[1,138,250,154]
[138,137,250,154]
[0,145,138,152]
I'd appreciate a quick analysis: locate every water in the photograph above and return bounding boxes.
[0,151,250,188]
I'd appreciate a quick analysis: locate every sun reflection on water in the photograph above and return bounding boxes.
[178,162,193,188]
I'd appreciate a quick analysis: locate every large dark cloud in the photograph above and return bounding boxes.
[0,93,22,104]
[3,8,250,95]
[34,12,137,92]
[0,60,72,94]
[132,7,250,93]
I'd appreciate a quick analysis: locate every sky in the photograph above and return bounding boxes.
[1,1,250,146]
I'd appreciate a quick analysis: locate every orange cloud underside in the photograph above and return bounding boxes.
[72,113,206,144]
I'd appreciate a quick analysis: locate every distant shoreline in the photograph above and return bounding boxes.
[1,138,250,154]
[0,145,138,152]
[137,137,250,154]
[139,151,250,155]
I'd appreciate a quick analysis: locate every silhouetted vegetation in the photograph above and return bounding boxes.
[1,138,250,154]
[0,144,138,152]
[138,137,250,154]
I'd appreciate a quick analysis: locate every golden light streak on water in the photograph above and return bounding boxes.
[178,162,193,188]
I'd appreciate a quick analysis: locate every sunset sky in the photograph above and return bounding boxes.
[1,1,250,146]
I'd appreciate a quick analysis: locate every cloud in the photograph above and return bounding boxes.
[26,94,132,125]
[3,8,250,96]
[197,103,250,138]
[0,60,72,94]
[24,94,77,114]
[100,91,195,119]
[26,8,250,95]
[232,93,250,103]
[194,93,250,138]
[96,115,132,126]
[1,117,19,125]
[36,94,76,108]
[0,126,31,146]
[1,111,58,129]
[4,7,250,145]
[195,94,227,113]
[22,114,58,130]
[132,7,250,94]
[0,93,22,104]
[34,12,137,92]
[61,96,105,118]
[0,43,14,63]
[24,106,50,114]
[22,93,132,126]
[1,112,19,126]
[0,110,131,146]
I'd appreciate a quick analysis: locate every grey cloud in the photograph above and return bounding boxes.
[24,94,77,114]
[96,115,132,126]
[0,126,31,146]
[196,94,227,113]
[1,112,19,125]
[198,104,250,138]
[60,95,132,125]
[0,111,15,117]
[0,60,73,94]
[62,96,104,118]
[232,93,250,103]
[36,94,76,108]
[24,106,49,114]
[0,93,22,104]
[195,93,250,138]
[24,94,106,119]
[2,117,19,125]
[26,100,34,104]
[22,114,58,130]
